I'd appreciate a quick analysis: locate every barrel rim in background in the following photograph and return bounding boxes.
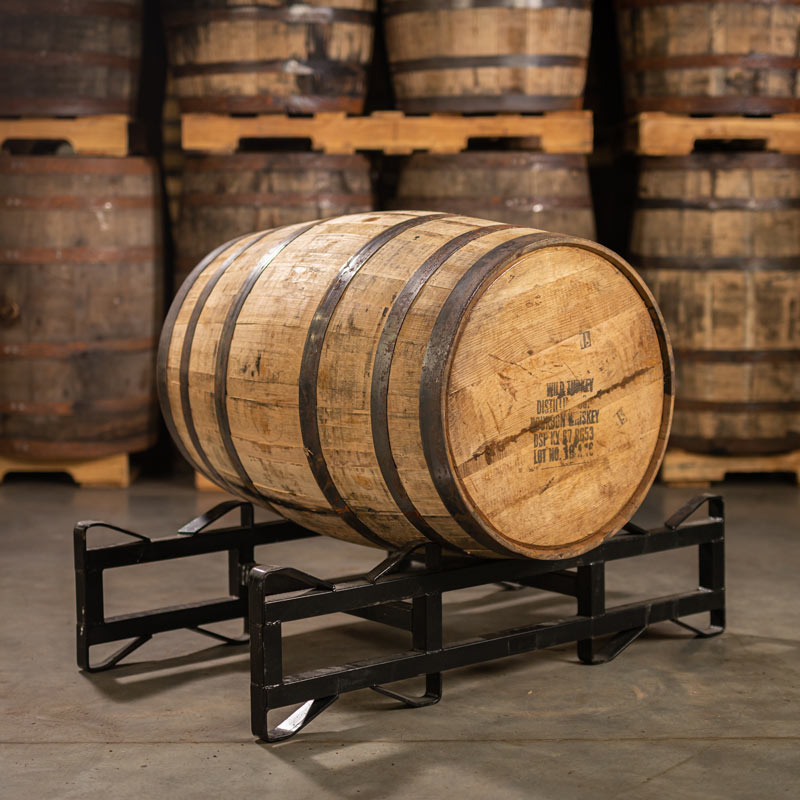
[173,152,376,291]
[391,151,597,239]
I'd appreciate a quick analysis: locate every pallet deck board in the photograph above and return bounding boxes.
[0,453,131,488]
[195,470,225,492]
[0,115,130,156]
[661,448,800,487]
[181,110,593,155]
[632,112,800,155]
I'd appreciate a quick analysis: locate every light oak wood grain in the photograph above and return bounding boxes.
[0,453,131,488]
[0,116,130,157]
[661,447,800,486]
[180,110,594,155]
[632,112,800,156]
[161,212,672,559]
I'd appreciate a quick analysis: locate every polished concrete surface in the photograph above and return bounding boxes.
[1,475,798,799]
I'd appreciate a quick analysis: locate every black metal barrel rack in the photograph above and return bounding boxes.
[74,494,726,741]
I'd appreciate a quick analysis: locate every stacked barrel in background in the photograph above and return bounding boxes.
[392,152,596,239]
[0,0,142,117]
[165,0,377,115]
[163,0,378,292]
[617,0,800,114]
[382,0,596,234]
[175,154,374,288]
[0,1,163,467]
[617,0,800,456]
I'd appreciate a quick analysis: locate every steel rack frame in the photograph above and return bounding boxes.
[74,500,316,672]
[74,500,427,672]
[74,494,725,743]
[248,494,725,741]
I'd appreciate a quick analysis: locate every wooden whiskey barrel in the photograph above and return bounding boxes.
[160,211,672,559]
[383,0,592,113]
[632,153,800,454]
[617,0,800,114]
[164,0,377,114]
[0,0,142,116]
[393,153,596,239]
[174,153,374,289]
[0,156,163,460]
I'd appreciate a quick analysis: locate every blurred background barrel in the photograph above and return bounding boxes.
[0,0,142,116]
[175,152,374,289]
[617,0,800,114]
[0,156,163,460]
[383,0,592,112]
[393,152,596,238]
[164,0,377,114]
[632,153,800,455]
[160,211,672,559]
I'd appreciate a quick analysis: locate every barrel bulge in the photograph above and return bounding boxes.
[160,211,672,559]
[632,154,800,454]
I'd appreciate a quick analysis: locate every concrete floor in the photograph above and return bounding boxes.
[1,475,798,799]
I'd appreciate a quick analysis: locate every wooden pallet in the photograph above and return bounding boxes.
[660,448,800,487]
[195,470,226,492]
[0,115,130,156]
[0,452,131,488]
[181,110,593,155]
[631,112,800,156]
